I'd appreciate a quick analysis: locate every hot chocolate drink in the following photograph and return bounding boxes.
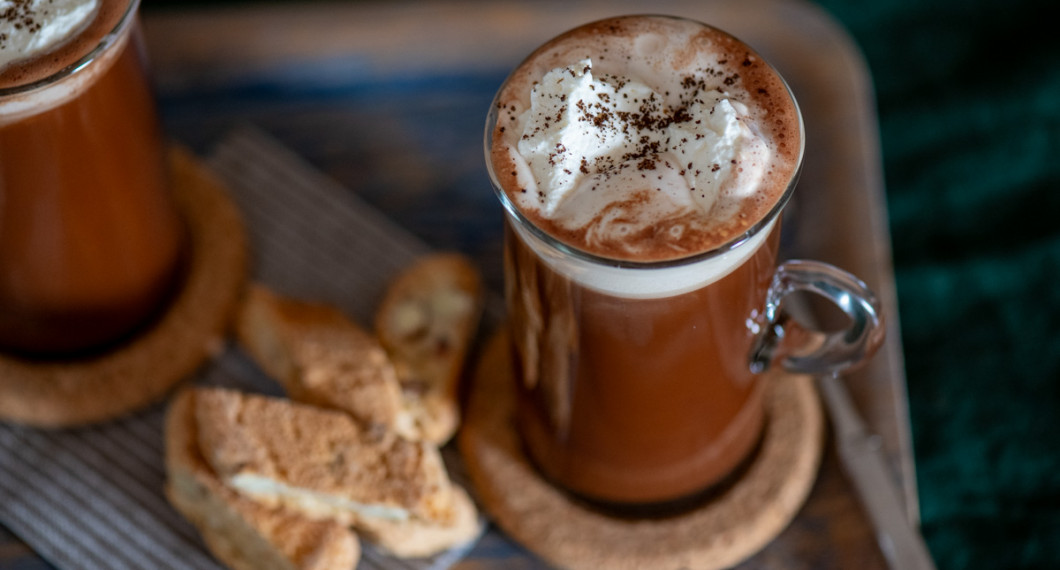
[0,0,184,355]
[487,16,804,506]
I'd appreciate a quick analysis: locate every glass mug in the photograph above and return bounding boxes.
[485,15,884,512]
[0,0,185,356]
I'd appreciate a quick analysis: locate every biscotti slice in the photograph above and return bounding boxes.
[194,386,453,526]
[236,284,412,437]
[165,389,360,570]
[354,484,482,558]
[375,253,484,444]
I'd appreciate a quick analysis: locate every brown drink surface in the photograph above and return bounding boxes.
[0,1,185,355]
[491,16,803,505]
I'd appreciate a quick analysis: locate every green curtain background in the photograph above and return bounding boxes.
[812,0,1060,567]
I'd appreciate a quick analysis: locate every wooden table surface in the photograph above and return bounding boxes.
[0,1,916,568]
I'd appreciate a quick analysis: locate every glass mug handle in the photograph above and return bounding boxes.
[750,259,885,375]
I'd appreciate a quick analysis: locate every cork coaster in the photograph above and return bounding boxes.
[459,328,824,570]
[0,147,248,427]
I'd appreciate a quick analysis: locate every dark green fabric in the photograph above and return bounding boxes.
[813,0,1060,567]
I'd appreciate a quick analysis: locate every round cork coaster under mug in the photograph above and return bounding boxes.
[459,328,824,570]
[0,147,248,427]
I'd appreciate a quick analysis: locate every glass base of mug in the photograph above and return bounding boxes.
[525,417,769,520]
[0,246,190,360]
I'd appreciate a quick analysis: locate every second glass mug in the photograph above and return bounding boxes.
[0,0,185,356]
[485,16,884,512]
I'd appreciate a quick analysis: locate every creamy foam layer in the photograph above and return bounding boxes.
[0,0,130,122]
[0,0,133,122]
[490,15,802,277]
[512,215,777,299]
[0,27,125,124]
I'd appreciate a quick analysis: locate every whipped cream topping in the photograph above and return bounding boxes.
[491,16,802,265]
[0,0,100,71]
[514,58,768,237]
[491,16,801,291]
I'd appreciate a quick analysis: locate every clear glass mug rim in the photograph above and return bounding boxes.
[483,14,807,271]
[0,0,141,98]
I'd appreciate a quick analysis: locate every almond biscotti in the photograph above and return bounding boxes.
[235,285,413,437]
[165,388,360,570]
[375,253,484,444]
[193,386,453,526]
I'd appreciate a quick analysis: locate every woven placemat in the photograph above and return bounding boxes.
[460,328,825,570]
[0,128,481,570]
[0,147,248,427]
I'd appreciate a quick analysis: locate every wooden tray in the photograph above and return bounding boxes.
[143,1,913,568]
[0,1,916,569]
